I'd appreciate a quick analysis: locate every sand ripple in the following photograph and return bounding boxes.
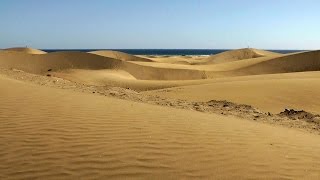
[1,77,320,179]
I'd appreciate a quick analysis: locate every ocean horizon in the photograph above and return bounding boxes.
[41,49,304,56]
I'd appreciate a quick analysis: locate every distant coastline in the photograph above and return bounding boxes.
[41,49,304,56]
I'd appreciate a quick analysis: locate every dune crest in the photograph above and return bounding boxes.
[0,51,123,74]
[89,50,153,62]
[233,50,320,75]
[2,47,47,54]
[204,48,280,64]
[0,50,207,81]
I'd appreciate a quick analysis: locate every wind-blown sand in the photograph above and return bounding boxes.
[1,47,320,179]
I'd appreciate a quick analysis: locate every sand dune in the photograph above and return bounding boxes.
[201,50,320,77]
[1,47,320,179]
[0,50,123,74]
[203,48,280,64]
[1,76,320,179]
[146,71,320,113]
[2,47,47,54]
[1,48,317,81]
[127,51,281,73]
[0,50,207,81]
[88,52,209,80]
[1,47,320,97]
[122,61,206,80]
[53,69,210,91]
[1,47,319,86]
[90,50,153,62]
[232,50,320,76]
[139,55,208,65]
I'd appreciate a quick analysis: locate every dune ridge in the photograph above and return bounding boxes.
[0,51,123,74]
[2,47,47,54]
[203,48,280,64]
[2,47,319,82]
[233,50,320,75]
[0,50,207,81]
[89,50,153,62]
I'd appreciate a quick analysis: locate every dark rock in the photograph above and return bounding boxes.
[279,109,315,120]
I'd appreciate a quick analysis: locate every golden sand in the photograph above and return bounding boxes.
[1,47,320,179]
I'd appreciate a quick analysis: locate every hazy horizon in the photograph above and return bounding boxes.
[1,0,319,50]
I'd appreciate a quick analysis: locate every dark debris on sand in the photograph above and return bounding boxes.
[1,67,320,134]
[279,109,320,122]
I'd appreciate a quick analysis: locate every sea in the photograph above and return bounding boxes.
[42,49,304,56]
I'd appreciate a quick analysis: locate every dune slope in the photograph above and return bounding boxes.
[1,76,320,179]
[0,51,123,74]
[90,50,153,62]
[145,71,320,113]
[204,48,280,64]
[0,50,207,81]
[233,50,320,76]
[53,69,211,91]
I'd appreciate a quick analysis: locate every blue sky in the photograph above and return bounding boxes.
[0,0,319,49]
